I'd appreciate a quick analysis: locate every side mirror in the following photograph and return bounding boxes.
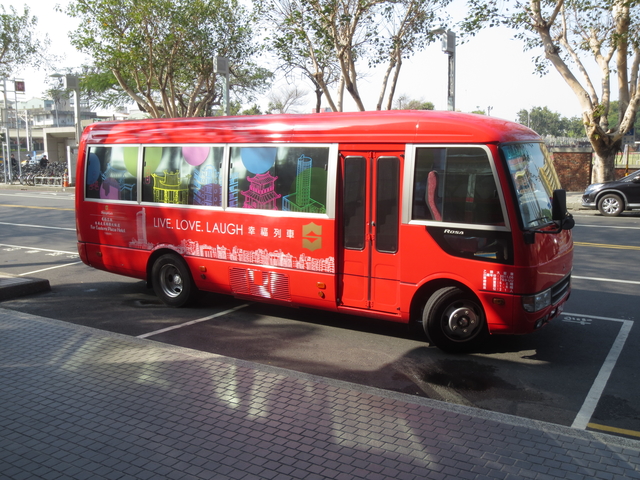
[552,189,567,221]
[552,189,575,230]
[525,189,575,243]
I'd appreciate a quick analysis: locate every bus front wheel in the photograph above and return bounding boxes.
[423,287,488,353]
[152,254,196,307]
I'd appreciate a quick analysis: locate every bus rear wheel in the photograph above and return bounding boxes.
[152,253,196,307]
[423,287,488,353]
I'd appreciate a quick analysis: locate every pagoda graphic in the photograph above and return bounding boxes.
[151,170,191,204]
[241,172,281,210]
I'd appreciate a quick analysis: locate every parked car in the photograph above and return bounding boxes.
[581,169,640,216]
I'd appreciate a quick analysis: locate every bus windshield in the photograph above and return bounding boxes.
[502,143,562,229]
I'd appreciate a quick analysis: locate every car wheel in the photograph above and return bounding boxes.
[422,287,488,353]
[151,253,197,307]
[598,193,624,217]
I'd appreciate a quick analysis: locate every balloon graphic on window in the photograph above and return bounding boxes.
[143,147,163,177]
[183,146,210,166]
[123,147,139,176]
[86,152,101,185]
[240,147,277,174]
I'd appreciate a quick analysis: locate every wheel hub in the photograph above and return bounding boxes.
[446,306,479,339]
[161,266,183,297]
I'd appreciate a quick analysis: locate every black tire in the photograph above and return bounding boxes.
[423,287,488,353]
[151,253,197,307]
[597,193,624,217]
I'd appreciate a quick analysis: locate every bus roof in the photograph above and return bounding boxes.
[82,110,540,146]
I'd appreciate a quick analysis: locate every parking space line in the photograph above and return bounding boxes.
[137,304,251,339]
[563,312,634,430]
[587,422,640,439]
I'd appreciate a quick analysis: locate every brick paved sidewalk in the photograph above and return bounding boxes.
[1,308,639,480]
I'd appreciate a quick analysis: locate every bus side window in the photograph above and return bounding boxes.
[141,146,223,206]
[412,148,445,221]
[443,149,505,226]
[376,156,400,253]
[229,146,329,213]
[85,146,138,202]
[343,156,366,249]
[412,147,504,226]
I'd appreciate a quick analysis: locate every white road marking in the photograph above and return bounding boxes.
[563,312,634,430]
[0,192,74,201]
[0,243,77,255]
[575,224,640,230]
[137,304,251,339]
[0,221,75,231]
[19,262,83,276]
[572,275,640,285]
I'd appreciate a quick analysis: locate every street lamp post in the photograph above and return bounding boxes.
[50,73,82,145]
[441,30,456,111]
[428,28,456,111]
[214,56,230,116]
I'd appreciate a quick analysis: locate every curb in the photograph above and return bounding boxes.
[0,274,51,301]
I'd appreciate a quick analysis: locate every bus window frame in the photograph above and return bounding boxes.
[138,143,227,210]
[225,142,338,219]
[82,142,339,220]
[401,143,512,232]
[83,143,143,206]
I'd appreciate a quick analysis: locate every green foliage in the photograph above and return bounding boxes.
[516,106,573,137]
[66,0,272,117]
[239,104,263,115]
[516,106,590,138]
[0,5,51,77]
[393,95,435,110]
[265,0,451,111]
[463,0,640,181]
[607,101,640,134]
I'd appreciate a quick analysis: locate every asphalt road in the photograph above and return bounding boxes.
[1,187,639,441]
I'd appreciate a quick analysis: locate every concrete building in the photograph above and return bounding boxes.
[1,95,99,164]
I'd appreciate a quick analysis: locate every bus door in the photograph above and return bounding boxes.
[338,152,402,314]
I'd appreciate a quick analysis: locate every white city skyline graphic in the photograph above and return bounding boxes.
[128,208,335,273]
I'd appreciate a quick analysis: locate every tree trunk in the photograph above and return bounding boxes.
[591,146,617,184]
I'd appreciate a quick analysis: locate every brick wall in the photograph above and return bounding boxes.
[549,148,592,192]
[614,167,639,179]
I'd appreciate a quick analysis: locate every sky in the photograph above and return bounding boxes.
[11,0,596,123]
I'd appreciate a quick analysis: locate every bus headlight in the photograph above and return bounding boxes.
[522,289,551,313]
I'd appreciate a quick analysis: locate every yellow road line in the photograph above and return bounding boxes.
[587,422,640,438]
[574,241,640,251]
[0,203,74,211]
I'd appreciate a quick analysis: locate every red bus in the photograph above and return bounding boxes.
[75,110,574,352]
